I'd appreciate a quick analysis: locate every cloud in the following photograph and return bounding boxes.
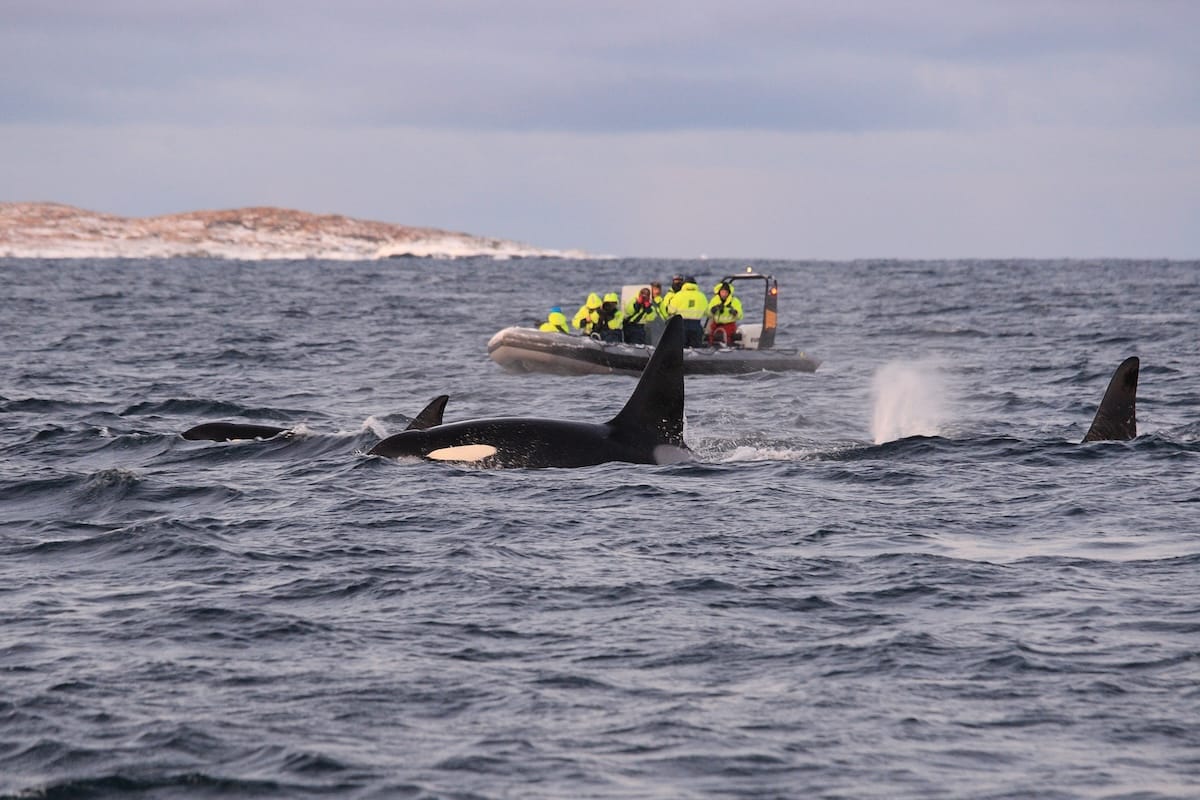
[2,1,1197,132]
[2,1,1196,257]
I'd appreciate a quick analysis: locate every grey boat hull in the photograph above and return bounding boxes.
[487,327,821,377]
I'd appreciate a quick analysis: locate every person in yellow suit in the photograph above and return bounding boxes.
[659,274,684,318]
[664,276,707,348]
[539,306,569,333]
[706,281,743,346]
[573,293,602,334]
[596,292,624,343]
[649,281,666,317]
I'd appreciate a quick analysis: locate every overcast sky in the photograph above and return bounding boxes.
[2,1,1197,258]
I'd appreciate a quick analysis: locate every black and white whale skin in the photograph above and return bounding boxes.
[1082,356,1139,442]
[368,316,690,468]
[182,395,450,442]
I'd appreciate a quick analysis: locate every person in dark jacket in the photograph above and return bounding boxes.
[622,286,658,344]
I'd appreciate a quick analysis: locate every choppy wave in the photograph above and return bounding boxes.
[1,257,1198,799]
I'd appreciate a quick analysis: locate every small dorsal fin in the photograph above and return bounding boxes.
[1082,357,1138,442]
[405,395,449,431]
[607,315,685,446]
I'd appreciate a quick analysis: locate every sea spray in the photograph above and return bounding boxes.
[871,360,950,444]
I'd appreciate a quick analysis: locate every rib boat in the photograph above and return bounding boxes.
[487,272,821,377]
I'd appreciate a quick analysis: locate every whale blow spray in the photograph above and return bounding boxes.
[871,360,950,444]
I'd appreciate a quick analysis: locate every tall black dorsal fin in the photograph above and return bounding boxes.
[405,395,449,431]
[607,315,685,446]
[1082,357,1139,442]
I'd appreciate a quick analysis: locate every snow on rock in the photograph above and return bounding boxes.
[0,202,593,260]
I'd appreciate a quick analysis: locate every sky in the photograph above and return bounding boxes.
[2,1,1197,259]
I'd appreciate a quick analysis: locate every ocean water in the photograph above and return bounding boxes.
[1,256,1198,799]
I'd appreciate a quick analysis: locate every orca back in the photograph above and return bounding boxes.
[1082,356,1138,442]
[181,422,288,441]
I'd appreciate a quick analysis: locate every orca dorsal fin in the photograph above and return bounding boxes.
[405,394,449,431]
[607,315,685,446]
[1082,357,1138,442]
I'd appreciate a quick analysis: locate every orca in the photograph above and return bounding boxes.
[1082,356,1138,442]
[181,421,289,441]
[368,315,690,468]
[182,395,450,442]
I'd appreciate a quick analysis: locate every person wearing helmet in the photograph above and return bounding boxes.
[573,292,603,334]
[622,286,658,345]
[707,281,743,346]
[664,276,708,348]
[596,292,624,343]
[539,306,569,334]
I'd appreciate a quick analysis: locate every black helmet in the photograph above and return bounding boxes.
[685,275,697,284]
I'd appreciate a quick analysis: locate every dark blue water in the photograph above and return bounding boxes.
[2,257,1198,799]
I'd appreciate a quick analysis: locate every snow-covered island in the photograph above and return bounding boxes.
[0,202,593,260]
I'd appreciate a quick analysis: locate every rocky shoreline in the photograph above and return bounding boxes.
[0,202,590,260]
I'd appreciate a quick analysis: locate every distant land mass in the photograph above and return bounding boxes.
[0,202,593,260]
